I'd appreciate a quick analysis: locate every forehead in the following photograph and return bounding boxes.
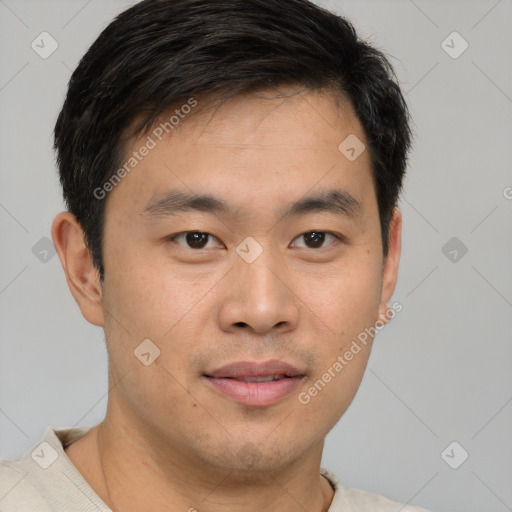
[105,88,374,219]
[166,88,361,146]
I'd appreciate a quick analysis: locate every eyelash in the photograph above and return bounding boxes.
[168,231,343,250]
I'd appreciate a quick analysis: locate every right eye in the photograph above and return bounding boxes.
[168,231,223,250]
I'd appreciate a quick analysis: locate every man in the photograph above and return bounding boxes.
[0,0,430,510]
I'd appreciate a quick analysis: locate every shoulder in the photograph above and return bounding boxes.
[0,426,94,512]
[0,459,53,511]
[321,467,432,512]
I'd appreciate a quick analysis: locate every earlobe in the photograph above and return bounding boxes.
[377,207,402,325]
[51,211,105,327]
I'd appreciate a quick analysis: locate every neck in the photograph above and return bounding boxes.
[66,404,334,512]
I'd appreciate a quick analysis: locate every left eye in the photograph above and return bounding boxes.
[170,232,222,249]
[292,231,338,249]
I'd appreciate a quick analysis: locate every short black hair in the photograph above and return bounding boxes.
[54,0,412,280]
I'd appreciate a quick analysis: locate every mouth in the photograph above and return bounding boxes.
[203,360,305,407]
[223,375,291,383]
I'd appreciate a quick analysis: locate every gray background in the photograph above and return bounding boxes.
[0,1,511,511]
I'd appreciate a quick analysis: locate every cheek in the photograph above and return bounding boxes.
[103,243,204,334]
[100,263,201,422]
[306,258,383,338]
[297,255,382,420]
[100,248,216,389]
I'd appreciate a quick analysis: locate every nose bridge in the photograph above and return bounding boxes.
[220,240,299,333]
[240,247,284,303]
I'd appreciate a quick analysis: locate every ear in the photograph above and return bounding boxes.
[51,211,104,327]
[377,207,402,324]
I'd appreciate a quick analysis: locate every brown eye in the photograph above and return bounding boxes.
[304,232,325,248]
[171,232,221,249]
[293,231,337,249]
[186,232,209,249]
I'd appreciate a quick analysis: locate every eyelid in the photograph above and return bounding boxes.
[169,231,224,249]
[291,231,341,249]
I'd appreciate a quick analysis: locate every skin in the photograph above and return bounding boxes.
[51,87,402,512]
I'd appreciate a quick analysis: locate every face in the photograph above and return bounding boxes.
[73,88,401,476]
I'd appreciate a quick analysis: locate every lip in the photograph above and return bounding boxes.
[203,360,305,407]
[205,360,303,379]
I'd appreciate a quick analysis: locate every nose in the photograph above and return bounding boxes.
[217,249,300,335]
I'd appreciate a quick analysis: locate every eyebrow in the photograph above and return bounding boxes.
[142,188,362,221]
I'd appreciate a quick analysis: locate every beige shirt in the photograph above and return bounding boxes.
[0,427,430,511]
